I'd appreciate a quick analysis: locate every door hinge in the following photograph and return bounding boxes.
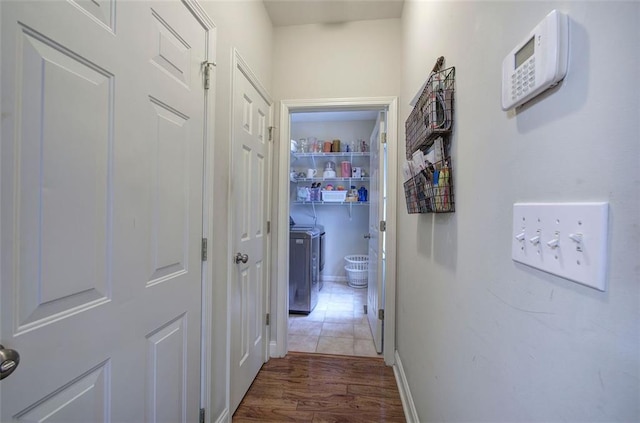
[267,221,271,234]
[381,132,387,144]
[268,126,275,141]
[199,408,205,423]
[379,220,386,232]
[203,61,216,90]
[265,313,270,326]
[363,304,368,314]
[201,238,208,261]
[378,309,385,320]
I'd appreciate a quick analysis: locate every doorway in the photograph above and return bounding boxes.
[275,98,398,365]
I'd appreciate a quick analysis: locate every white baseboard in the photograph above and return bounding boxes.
[393,350,419,422]
[320,275,348,283]
[269,340,279,357]
[213,408,229,423]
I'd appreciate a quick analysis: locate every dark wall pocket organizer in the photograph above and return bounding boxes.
[404,160,454,213]
[404,63,455,214]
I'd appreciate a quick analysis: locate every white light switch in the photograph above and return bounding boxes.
[512,202,609,291]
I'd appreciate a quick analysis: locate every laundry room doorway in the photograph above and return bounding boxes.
[275,98,398,365]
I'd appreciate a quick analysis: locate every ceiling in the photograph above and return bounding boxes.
[263,0,405,27]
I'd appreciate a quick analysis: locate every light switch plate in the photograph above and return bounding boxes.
[512,202,609,291]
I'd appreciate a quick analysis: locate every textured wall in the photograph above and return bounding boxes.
[398,1,639,421]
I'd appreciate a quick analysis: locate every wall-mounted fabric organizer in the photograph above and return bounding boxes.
[404,63,455,214]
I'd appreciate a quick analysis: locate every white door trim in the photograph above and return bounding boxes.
[227,47,273,412]
[186,0,217,419]
[275,97,398,365]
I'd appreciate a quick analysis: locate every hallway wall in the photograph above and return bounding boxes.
[272,18,402,99]
[398,1,639,421]
[199,1,274,420]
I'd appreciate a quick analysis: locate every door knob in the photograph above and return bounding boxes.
[0,344,20,380]
[364,234,371,239]
[234,253,249,264]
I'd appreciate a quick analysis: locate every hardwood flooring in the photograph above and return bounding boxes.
[233,352,406,422]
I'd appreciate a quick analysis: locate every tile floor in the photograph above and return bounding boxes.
[288,280,380,357]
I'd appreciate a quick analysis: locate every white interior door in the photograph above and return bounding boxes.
[0,2,209,421]
[367,111,387,353]
[230,56,271,413]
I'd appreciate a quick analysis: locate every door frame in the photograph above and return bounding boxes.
[185,0,217,418]
[274,97,398,365]
[226,47,274,412]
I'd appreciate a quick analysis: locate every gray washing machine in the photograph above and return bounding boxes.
[290,223,325,290]
[289,227,320,314]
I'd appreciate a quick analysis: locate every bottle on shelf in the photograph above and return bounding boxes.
[358,186,368,202]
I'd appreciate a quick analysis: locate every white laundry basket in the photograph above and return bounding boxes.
[344,255,368,288]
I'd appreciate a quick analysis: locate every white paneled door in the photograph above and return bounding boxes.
[229,55,271,414]
[0,1,210,422]
[368,111,387,353]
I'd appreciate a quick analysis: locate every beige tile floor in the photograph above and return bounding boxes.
[288,280,380,357]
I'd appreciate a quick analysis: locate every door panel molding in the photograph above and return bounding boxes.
[67,0,115,33]
[145,313,188,423]
[14,360,111,422]
[275,97,398,365]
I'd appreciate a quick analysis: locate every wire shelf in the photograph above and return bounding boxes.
[403,159,454,213]
[406,66,455,159]
[404,63,455,214]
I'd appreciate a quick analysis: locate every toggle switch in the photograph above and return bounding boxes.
[569,232,583,252]
[568,233,583,243]
[529,233,541,245]
[515,231,525,241]
[546,232,560,249]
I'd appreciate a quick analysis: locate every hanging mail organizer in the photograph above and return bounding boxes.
[404,58,455,214]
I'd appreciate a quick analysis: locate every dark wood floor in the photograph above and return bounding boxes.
[233,352,406,422]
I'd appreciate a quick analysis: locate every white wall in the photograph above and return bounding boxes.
[199,1,273,420]
[398,1,639,422]
[291,206,369,278]
[273,18,402,99]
